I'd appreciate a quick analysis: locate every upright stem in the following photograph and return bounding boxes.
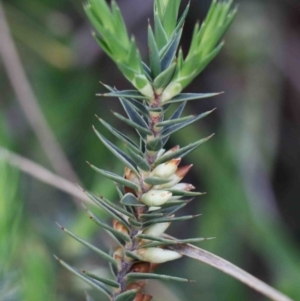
[146,93,163,165]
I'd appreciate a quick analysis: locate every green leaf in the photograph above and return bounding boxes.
[99,90,147,100]
[126,272,191,283]
[119,98,151,138]
[115,290,137,301]
[160,29,182,71]
[153,62,176,91]
[86,191,130,229]
[84,208,130,243]
[96,117,141,154]
[143,214,200,226]
[156,114,194,127]
[146,137,163,152]
[161,109,215,136]
[137,234,206,244]
[54,256,112,299]
[154,134,214,165]
[124,250,141,261]
[162,0,181,37]
[154,11,168,50]
[127,147,151,172]
[139,212,164,219]
[164,92,221,104]
[122,97,149,117]
[148,24,161,77]
[93,126,139,175]
[120,193,144,207]
[83,271,120,288]
[167,189,203,197]
[144,177,172,185]
[89,164,140,191]
[57,224,118,267]
[113,112,152,137]
[95,193,136,219]
[169,101,186,120]
[128,218,143,227]
[157,203,188,216]
[110,0,129,46]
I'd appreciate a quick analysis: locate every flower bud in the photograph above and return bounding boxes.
[126,281,146,291]
[130,262,151,273]
[143,222,171,237]
[113,219,129,235]
[171,183,195,191]
[133,293,153,301]
[135,248,182,263]
[152,158,181,179]
[176,164,193,178]
[141,190,172,206]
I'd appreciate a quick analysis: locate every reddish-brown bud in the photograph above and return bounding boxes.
[133,293,153,301]
[130,262,151,273]
[175,164,193,178]
[126,281,146,291]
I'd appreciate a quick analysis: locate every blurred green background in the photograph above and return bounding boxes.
[1,0,300,300]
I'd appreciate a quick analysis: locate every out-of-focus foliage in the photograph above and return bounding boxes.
[1,0,300,300]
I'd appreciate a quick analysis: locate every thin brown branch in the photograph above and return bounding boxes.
[167,242,294,301]
[0,147,91,205]
[0,1,79,183]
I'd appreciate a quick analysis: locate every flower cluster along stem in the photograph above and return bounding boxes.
[56,1,239,301]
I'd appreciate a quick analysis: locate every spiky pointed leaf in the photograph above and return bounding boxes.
[96,117,141,154]
[164,92,222,104]
[148,23,161,77]
[83,271,120,288]
[54,256,112,299]
[127,147,151,172]
[161,29,182,70]
[113,112,152,137]
[154,134,214,165]
[88,164,140,191]
[126,272,191,282]
[57,224,118,267]
[99,90,147,100]
[144,214,200,226]
[93,126,139,174]
[161,109,215,137]
[84,208,131,243]
[86,191,130,229]
[144,177,172,185]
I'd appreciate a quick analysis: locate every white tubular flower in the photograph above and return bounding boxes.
[136,248,182,264]
[152,158,181,179]
[171,183,195,191]
[141,190,172,206]
[155,164,193,189]
[143,222,171,237]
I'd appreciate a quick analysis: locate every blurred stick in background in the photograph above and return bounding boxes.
[0,146,90,204]
[0,1,79,183]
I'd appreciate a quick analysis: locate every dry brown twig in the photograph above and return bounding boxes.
[0,1,78,183]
